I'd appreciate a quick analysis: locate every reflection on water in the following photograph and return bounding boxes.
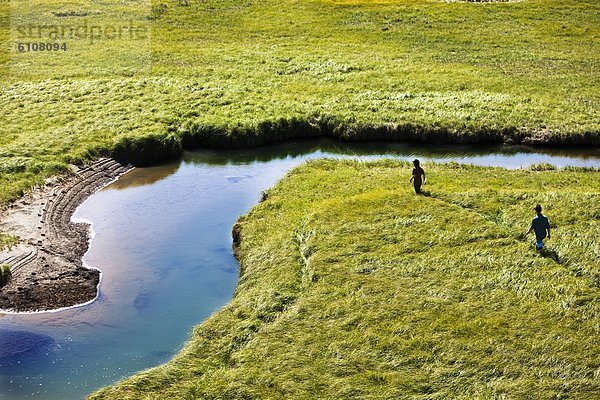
[180,138,600,167]
[107,162,181,190]
[0,139,598,400]
[0,330,54,363]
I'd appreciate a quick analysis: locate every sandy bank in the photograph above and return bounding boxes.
[0,158,132,313]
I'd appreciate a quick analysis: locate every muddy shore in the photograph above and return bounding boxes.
[0,159,132,313]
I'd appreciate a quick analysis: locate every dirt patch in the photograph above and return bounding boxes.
[0,159,133,313]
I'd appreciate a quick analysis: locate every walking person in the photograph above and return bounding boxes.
[526,204,551,250]
[409,159,426,194]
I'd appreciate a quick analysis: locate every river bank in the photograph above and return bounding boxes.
[1,139,599,313]
[91,159,599,399]
[0,159,132,312]
[0,143,598,399]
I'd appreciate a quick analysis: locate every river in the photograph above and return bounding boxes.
[1,139,598,399]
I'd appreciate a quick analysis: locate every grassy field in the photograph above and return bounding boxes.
[1,0,599,396]
[91,160,599,399]
[1,0,599,207]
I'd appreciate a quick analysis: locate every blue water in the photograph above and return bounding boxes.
[1,139,598,399]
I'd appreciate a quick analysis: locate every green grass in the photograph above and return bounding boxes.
[0,233,18,251]
[1,0,599,207]
[92,161,599,399]
[1,1,598,395]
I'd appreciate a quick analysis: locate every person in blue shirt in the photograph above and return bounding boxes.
[526,204,551,250]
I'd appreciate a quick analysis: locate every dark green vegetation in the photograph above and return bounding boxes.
[92,161,599,399]
[0,264,11,287]
[1,0,599,206]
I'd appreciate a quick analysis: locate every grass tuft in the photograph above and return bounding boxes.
[0,264,11,287]
[0,233,18,251]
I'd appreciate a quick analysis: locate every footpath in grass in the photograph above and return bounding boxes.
[91,161,599,399]
[1,0,600,206]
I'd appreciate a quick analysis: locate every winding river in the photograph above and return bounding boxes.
[1,139,599,399]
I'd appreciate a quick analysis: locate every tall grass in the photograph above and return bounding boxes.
[91,161,599,399]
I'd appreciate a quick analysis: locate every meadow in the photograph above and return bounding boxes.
[1,0,599,207]
[91,160,599,399]
[1,1,599,396]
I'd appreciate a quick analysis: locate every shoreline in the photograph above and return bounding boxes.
[0,158,132,313]
[89,158,600,399]
[0,137,598,314]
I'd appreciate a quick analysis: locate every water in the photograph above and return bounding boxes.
[1,139,598,399]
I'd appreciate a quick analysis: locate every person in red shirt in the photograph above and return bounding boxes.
[409,159,426,194]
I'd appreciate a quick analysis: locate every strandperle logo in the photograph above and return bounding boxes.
[8,0,152,78]
[14,20,149,44]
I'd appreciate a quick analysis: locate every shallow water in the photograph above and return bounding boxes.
[1,139,599,399]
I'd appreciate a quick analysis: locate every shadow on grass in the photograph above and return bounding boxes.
[537,246,561,264]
